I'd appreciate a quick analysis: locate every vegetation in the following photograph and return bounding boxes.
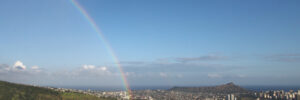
[0,80,115,100]
[61,92,116,100]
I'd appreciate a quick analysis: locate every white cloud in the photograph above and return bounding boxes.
[31,66,39,70]
[159,72,167,77]
[100,66,107,71]
[30,66,42,72]
[0,61,42,72]
[77,65,114,77]
[13,61,26,70]
[176,54,227,63]
[82,65,95,70]
[208,73,222,78]
[237,74,246,78]
[124,72,135,77]
[0,64,10,71]
[177,74,183,78]
[81,65,109,73]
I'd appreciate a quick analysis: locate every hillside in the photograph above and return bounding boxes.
[0,80,115,100]
[169,82,250,94]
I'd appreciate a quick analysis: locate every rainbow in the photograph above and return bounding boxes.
[70,0,132,99]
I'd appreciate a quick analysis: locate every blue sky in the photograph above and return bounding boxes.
[0,0,300,86]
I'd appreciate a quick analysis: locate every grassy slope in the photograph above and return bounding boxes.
[61,92,116,100]
[0,80,115,100]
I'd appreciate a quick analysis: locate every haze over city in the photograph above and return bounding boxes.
[1,0,300,88]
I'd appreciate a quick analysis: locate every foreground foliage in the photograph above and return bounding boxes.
[0,80,115,100]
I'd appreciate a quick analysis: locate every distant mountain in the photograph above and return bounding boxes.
[169,82,250,94]
[0,80,115,100]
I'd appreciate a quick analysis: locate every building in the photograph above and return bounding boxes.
[296,94,300,100]
[227,94,235,100]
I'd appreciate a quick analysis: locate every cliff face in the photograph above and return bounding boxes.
[169,82,249,94]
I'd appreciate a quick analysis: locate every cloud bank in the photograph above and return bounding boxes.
[0,57,242,86]
[1,53,300,87]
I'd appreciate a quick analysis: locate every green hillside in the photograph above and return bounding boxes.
[0,80,115,100]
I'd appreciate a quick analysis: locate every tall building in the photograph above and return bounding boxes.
[231,94,235,100]
[228,94,230,100]
[227,94,235,100]
[296,94,300,100]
